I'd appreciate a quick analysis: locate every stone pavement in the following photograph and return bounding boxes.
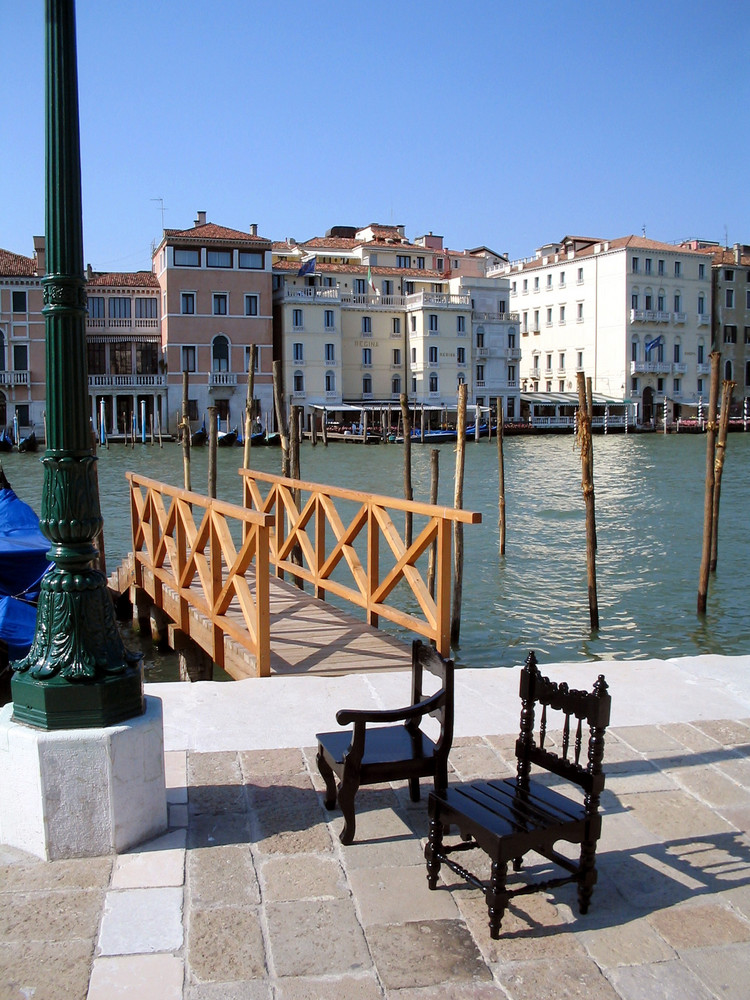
[2,715,750,999]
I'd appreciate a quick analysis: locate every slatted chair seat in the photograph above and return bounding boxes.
[316,639,454,845]
[426,651,610,939]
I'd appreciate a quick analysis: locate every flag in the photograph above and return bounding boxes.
[297,256,316,277]
[645,335,663,355]
[367,265,378,296]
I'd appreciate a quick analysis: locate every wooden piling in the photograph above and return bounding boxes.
[586,375,597,551]
[399,393,413,546]
[475,403,481,442]
[450,383,468,647]
[710,378,735,573]
[243,344,257,470]
[322,407,328,446]
[362,407,368,445]
[207,406,217,499]
[698,352,721,613]
[272,361,291,477]
[577,371,599,630]
[427,448,439,598]
[420,404,426,443]
[181,371,191,491]
[496,398,506,556]
[311,410,318,446]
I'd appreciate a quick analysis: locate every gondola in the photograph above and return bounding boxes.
[265,431,281,447]
[0,429,13,453]
[217,427,238,447]
[18,431,38,453]
[191,422,207,447]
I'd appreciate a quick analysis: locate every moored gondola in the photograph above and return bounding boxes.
[18,431,38,453]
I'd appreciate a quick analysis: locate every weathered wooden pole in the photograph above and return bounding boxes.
[586,375,597,551]
[698,352,721,613]
[475,403,481,442]
[577,371,599,630]
[290,405,301,482]
[710,378,735,573]
[427,448,439,598]
[272,360,290,477]
[362,407,368,445]
[450,384,468,646]
[399,393,413,546]
[322,407,328,446]
[496,398,506,557]
[311,409,318,446]
[242,343,257,470]
[420,404,426,443]
[207,406,217,499]
[181,371,191,491]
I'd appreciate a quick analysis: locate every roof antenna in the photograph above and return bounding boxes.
[151,197,166,230]
[642,224,646,237]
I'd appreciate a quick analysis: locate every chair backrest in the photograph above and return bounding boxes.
[515,651,610,799]
[410,639,454,754]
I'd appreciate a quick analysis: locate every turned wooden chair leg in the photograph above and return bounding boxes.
[316,750,338,810]
[408,776,420,802]
[425,815,444,889]
[488,859,509,940]
[577,839,598,914]
[336,770,359,845]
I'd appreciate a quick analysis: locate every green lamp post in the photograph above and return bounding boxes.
[11,0,143,729]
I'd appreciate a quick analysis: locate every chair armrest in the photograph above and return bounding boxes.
[336,690,444,727]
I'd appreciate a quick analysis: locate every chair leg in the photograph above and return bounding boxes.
[487,859,509,940]
[408,776,421,802]
[425,815,444,889]
[336,771,359,846]
[512,856,523,872]
[577,839,598,914]
[316,749,338,810]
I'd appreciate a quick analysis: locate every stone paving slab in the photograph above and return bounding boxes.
[3,714,750,999]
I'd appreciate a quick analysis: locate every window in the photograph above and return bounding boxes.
[135,298,157,318]
[174,248,200,267]
[546,308,552,325]
[382,279,393,296]
[325,343,335,362]
[325,370,335,392]
[212,335,229,371]
[746,290,750,309]
[457,347,465,364]
[631,339,638,362]
[631,293,639,310]
[457,372,466,385]
[417,256,425,269]
[533,309,539,331]
[239,251,263,269]
[392,375,401,394]
[324,309,334,329]
[293,308,303,328]
[698,294,705,315]
[745,327,750,345]
[213,293,227,315]
[110,342,131,374]
[181,292,195,315]
[411,347,417,363]
[436,257,444,271]
[674,261,681,277]
[725,268,735,281]
[546,353,552,371]
[577,302,583,320]
[674,342,681,363]
[429,345,438,363]
[559,271,566,286]
[559,352,565,369]
[362,375,372,394]
[108,297,131,318]
[428,314,438,332]
[12,290,27,313]
[354,278,366,295]
[577,267,583,283]
[457,315,465,333]
[697,378,703,393]
[508,330,516,348]
[207,250,232,268]
[411,377,417,392]
[362,348,372,366]
[393,348,401,365]
[559,380,565,392]
[645,293,653,311]
[546,381,552,392]
[293,343,303,361]
[534,276,540,290]
[724,325,737,344]
[699,263,706,279]
[136,343,158,375]
[725,360,733,381]
[657,259,665,276]
[546,274,552,288]
[362,316,372,335]
[658,294,665,312]
[512,281,517,295]
[293,370,304,392]
[396,255,411,268]
[632,257,640,273]
[87,342,105,374]
[726,288,735,308]
[523,279,528,293]
[429,373,438,392]
[404,281,414,295]
[245,294,259,316]
[476,330,484,348]
[559,305,566,323]
[392,317,401,334]
[631,377,639,393]
[245,345,260,372]
[577,351,583,369]
[476,364,484,381]
[181,345,196,372]
[673,294,681,312]
[698,343,705,363]
[657,378,664,392]
[645,258,652,274]
[88,296,105,318]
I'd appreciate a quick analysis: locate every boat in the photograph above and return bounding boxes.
[217,426,238,447]
[191,421,207,447]
[465,423,489,439]
[265,432,281,447]
[0,429,13,453]
[0,466,52,705]
[18,430,38,453]
[395,428,457,444]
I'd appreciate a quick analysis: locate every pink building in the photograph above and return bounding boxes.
[0,239,46,437]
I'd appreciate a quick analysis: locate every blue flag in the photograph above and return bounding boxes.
[645,335,663,355]
[297,257,316,276]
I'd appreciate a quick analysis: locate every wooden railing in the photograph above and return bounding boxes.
[128,473,274,676]
[240,469,481,656]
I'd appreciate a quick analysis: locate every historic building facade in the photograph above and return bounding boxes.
[0,239,46,436]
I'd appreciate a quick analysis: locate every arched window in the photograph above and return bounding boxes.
[429,373,438,393]
[725,360,733,381]
[673,338,681,363]
[362,375,372,395]
[631,336,639,362]
[0,329,5,371]
[457,372,466,385]
[391,375,401,395]
[325,370,335,392]
[644,287,653,311]
[293,369,304,392]
[697,338,705,364]
[212,335,229,372]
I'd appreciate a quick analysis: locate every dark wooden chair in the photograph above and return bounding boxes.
[316,639,454,845]
[425,651,611,939]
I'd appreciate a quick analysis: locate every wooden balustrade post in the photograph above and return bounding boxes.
[427,448,439,598]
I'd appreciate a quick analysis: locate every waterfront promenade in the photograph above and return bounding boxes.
[1,653,750,999]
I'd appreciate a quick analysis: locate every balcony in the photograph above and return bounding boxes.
[672,363,687,374]
[428,391,441,399]
[630,309,670,324]
[86,317,159,331]
[88,374,166,388]
[696,363,710,375]
[673,312,686,324]
[630,361,671,375]
[325,391,339,399]
[507,347,522,360]
[208,372,238,388]
[475,380,486,388]
[697,314,710,326]
[472,311,520,323]
[405,291,471,310]
[341,293,405,309]
[476,347,490,357]
[362,392,373,400]
[283,286,340,301]
[0,370,30,386]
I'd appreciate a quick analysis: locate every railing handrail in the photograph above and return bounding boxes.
[129,472,273,526]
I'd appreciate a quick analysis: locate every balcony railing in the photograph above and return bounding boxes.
[673,312,686,324]
[283,286,340,301]
[208,372,238,388]
[341,293,406,309]
[0,370,30,386]
[472,312,520,323]
[88,374,166,388]
[696,363,710,375]
[507,347,522,360]
[86,317,159,331]
[405,291,470,309]
[476,347,489,357]
[672,363,687,374]
[697,314,710,326]
[630,361,671,375]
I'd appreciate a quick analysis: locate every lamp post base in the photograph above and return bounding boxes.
[10,668,144,731]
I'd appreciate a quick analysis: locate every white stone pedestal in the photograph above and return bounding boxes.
[0,695,168,861]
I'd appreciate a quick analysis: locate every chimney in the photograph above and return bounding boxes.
[32,235,46,276]
[194,210,206,227]
[734,243,741,265]
[86,263,93,281]
[249,223,258,237]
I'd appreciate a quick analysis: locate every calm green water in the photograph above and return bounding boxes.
[3,431,748,671]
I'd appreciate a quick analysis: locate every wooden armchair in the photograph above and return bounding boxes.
[316,639,454,845]
[425,651,611,938]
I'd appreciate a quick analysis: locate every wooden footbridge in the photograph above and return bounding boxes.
[120,470,481,679]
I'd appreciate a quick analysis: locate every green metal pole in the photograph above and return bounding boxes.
[11,0,143,729]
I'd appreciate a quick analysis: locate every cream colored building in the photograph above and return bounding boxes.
[505,235,712,423]
[0,239,46,436]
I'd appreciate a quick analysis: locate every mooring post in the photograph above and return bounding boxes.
[577,372,599,631]
[710,379,735,573]
[242,343,257,470]
[181,370,191,491]
[698,352,721,613]
[427,448,439,598]
[207,406,217,499]
[497,398,506,557]
[451,383,467,646]
[399,393,413,546]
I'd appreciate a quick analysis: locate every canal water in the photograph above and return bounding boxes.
[2,431,748,673]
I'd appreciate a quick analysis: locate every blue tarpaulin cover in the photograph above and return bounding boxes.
[0,487,51,655]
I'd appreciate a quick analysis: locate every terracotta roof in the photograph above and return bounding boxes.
[272,240,303,252]
[300,236,362,250]
[702,248,750,267]
[272,260,445,280]
[0,248,38,277]
[510,235,708,273]
[87,271,160,288]
[163,223,270,245]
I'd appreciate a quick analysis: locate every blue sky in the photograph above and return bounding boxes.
[3,1,749,271]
